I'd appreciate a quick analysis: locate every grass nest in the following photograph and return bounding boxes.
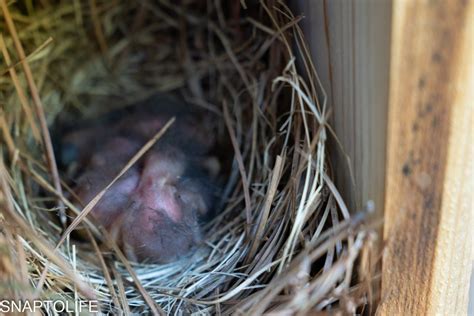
[0,0,376,314]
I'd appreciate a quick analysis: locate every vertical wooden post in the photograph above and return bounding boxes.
[380,0,473,314]
[293,0,392,226]
[293,0,392,308]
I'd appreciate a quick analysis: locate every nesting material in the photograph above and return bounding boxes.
[0,1,375,314]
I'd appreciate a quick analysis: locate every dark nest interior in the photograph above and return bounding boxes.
[0,0,376,314]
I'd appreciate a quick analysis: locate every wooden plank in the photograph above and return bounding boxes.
[379,0,473,314]
[293,2,392,306]
[292,0,391,218]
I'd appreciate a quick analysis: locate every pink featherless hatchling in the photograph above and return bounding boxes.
[58,94,220,263]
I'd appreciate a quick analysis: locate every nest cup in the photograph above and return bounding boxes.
[0,1,375,314]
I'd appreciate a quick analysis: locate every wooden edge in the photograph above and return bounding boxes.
[379,0,473,314]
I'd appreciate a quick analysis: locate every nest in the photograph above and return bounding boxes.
[0,1,376,314]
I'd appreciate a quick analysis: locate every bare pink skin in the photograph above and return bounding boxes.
[65,97,217,263]
[118,150,203,262]
[74,137,141,228]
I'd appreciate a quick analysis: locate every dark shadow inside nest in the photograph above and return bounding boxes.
[51,92,233,265]
[41,0,270,267]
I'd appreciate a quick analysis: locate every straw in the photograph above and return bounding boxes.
[0,1,376,314]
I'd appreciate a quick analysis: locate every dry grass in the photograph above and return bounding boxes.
[0,0,376,314]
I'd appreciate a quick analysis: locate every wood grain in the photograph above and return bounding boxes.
[293,0,392,226]
[379,0,473,314]
[293,1,392,307]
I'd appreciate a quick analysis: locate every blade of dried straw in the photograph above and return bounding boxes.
[0,109,15,154]
[248,155,284,258]
[104,234,165,315]
[85,229,121,311]
[1,0,66,224]
[89,0,108,55]
[0,35,41,141]
[222,101,252,228]
[112,267,131,315]
[0,36,53,75]
[323,173,350,220]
